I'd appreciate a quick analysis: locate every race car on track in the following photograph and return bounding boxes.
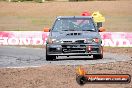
[44,16,105,61]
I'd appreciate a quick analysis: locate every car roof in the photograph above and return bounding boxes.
[56,16,93,19]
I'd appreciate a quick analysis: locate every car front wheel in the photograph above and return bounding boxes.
[46,54,56,61]
[93,54,103,59]
[46,47,56,61]
[93,46,103,59]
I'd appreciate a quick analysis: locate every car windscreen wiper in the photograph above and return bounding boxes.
[62,29,76,31]
[82,29,96,32]
[62,29,69,31]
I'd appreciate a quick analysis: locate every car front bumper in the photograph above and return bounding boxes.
[46,44,102,56]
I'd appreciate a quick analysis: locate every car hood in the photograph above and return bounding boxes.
[51,31,101,40]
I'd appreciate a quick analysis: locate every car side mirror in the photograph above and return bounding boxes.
[44,28,50,32]
[99,27,105,32]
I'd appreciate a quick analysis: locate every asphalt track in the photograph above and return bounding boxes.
[0,46,131,68]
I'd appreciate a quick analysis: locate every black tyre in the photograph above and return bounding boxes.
[46,45,56,61]
[46,54,56,61]
[93,46,103,59]
[93,54,103,59]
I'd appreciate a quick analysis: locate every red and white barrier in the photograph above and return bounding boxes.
[100,32,132,47]
[0,31,132,47]
[0,31,48,45]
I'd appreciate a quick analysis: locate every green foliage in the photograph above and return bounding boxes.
[33,0,45,3]
[69,0,88,1]
[8,0,25,2]
[0,0,7,1]
[4,0,33,2]
[0,0,118,2]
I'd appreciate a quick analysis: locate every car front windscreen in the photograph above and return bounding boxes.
[52,18,96,32]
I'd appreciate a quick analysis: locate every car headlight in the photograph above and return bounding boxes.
[47,38,59,44]
[84,39,93,43]
[93,38,99,43]
[84,38,100,43]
